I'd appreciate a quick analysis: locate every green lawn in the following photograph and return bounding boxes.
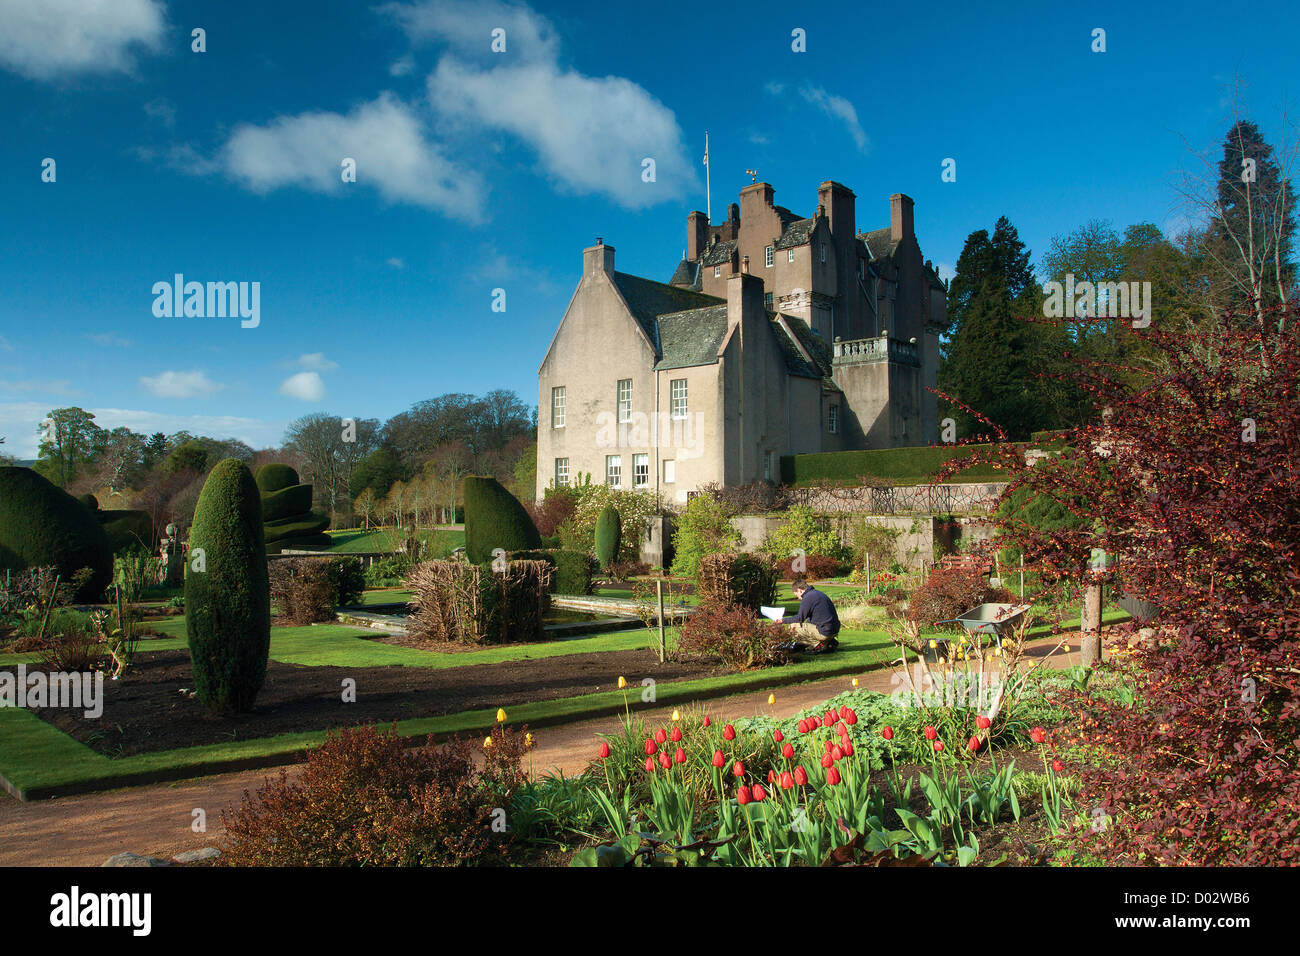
[323,527,464,555]
[353,588,413,606]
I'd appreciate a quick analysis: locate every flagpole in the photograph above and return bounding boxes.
[704,130,711,222]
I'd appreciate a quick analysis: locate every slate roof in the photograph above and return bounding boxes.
[669,258,701,289]
[859,227,897,260]
[774,313,836,382]
[699,239,737,267]
[653,304,730,370]
[774,217,815,250]
[612,272,722,349]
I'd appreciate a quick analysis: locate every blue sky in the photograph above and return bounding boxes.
[1,0,1296,459]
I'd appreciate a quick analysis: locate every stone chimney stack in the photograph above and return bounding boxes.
[890,194,914,243]
[817,181,856,241]
[584,238,615,277]
[687,211,709,261]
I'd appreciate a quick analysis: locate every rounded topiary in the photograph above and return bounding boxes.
[255,463,300,494]
[186,458,271,715]
[462,475,541,564]
[0,466,112,600]
[594,504,622,571]
[261,483,314,523]
[78,493,99,512]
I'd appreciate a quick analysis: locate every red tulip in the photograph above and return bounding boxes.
[882,726,894,741]
[824,739,834,753]
[702,715,711,727]
[654,728,667,744]
[839,705,851,720]
[831,745,844,761]
[711,749,725,768]
[1031,726,1047,744]
[752,784,767,801]
[723,724,736,740]
[768,769,777,783]
[826,766,842,785]
[975,715,992,730]
[658,751,671,770]
[797,719,809,734]
[841,740,854,757]
[737,785,752,806]
[844,709,857,726]
[670,727,682,742]
[793,766,808,786]
[1052,759,1064,773]
[644,739,657,756]
[674,747,686,764]
[773,729,784,743]
[968,736,981,752]
[933,741,944,753]
[811,716,821,728]
[732,760,746,777]
[645,756,655,772]
[821,753,834,768]
[782,742,794,759]
[834,721,847,736]
[827,710,838,726]
[598,742,611,759]
[780,771,795,790]
[924,725,938,740]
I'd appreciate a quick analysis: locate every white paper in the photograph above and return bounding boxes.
[760,606,786,622]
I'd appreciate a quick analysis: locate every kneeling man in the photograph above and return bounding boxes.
[783,578,841,651]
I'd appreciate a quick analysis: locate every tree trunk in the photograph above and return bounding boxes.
[1080,583,1104,666]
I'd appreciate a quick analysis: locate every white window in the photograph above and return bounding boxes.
[714,266,721,278]
[829,404,839,434]
[670,379,688,419]
[554,458,569,487]
[617,378,633,423]
[606,455,622,487]
[551,386,566,428]
[788,249,795,263]
[663,459,676,483]
[765,245,774,268]
[633,453,649,488]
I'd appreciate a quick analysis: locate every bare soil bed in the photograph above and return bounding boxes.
[6,647,723,758]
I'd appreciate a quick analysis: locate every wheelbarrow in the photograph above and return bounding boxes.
[925,602,1033,662]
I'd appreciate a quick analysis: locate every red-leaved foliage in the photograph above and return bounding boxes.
[942,305,1300,864]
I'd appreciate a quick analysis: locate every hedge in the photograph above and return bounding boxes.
[508,548,595,595]
[98,509,154,554]
[780,444,1012,487]
[255,463,300,494]
[462,475,540,564]
[0,466,112,600]
[261,484,314,522]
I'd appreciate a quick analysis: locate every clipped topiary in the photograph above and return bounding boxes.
[78,493,99,511]
[0,466,112,600]
[255,463,300,494]
[186,458,271,714]
[98,509,155,554]
[261,484,314,522]
[462,475,540,564]
[594,504,622,571]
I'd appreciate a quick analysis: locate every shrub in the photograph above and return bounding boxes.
[552,549,595,595]
[254,463,300,494]
[527,485,578,537]
[0,466,113,601]
[98,509,154,554]
[556,484,657,563]
[907,565,1011,629]
[761,505,847,564]
[256,464,329,552]
[669,493,740,577]
[35,613,103,672]
[780,444,1010,486]
[332,557,365,606]
[269,558,340,625]
[849,518,902,572]
[462,475,541,564]
[594,504,622,571]
[186,459,271,715]
[260,484,314,522]
[220,723,525,866]
[364,554,411,588]
[675,602,784,670]
[773,554,845,581]
[606,559,650,580]
[78,493,99,511]
[697,552,778,612]
[407,559,551,644]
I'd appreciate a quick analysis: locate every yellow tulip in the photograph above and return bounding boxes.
[671,709,681,721]
[768,694,776,705]
[483,736,493,748]
[851,678,859,688]
[617,676,628,689]
[496,708,507,723]
[525,733,535,748]
[929,640,937,649]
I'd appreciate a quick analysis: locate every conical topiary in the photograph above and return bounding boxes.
[0,466,112,600]
[462,475,541,564]
[595,503,622,570]
[186,458,271,714]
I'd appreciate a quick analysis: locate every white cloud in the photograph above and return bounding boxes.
[430,58,695,208]
[386,257,406,270]
[138,370,224,399]
[279,371,326,402]
[143,97,176,128]
[797,86,869,153]
[296,353,339,372]
[0,378,76,395]
[219,93,483,220]
[382,0,558,61]
[389,54,415,77]
[0,0,166,80]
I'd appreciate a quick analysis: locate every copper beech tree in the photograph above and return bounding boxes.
[935,303,1299,864]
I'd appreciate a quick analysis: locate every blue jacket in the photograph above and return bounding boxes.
[785,587,841,638]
